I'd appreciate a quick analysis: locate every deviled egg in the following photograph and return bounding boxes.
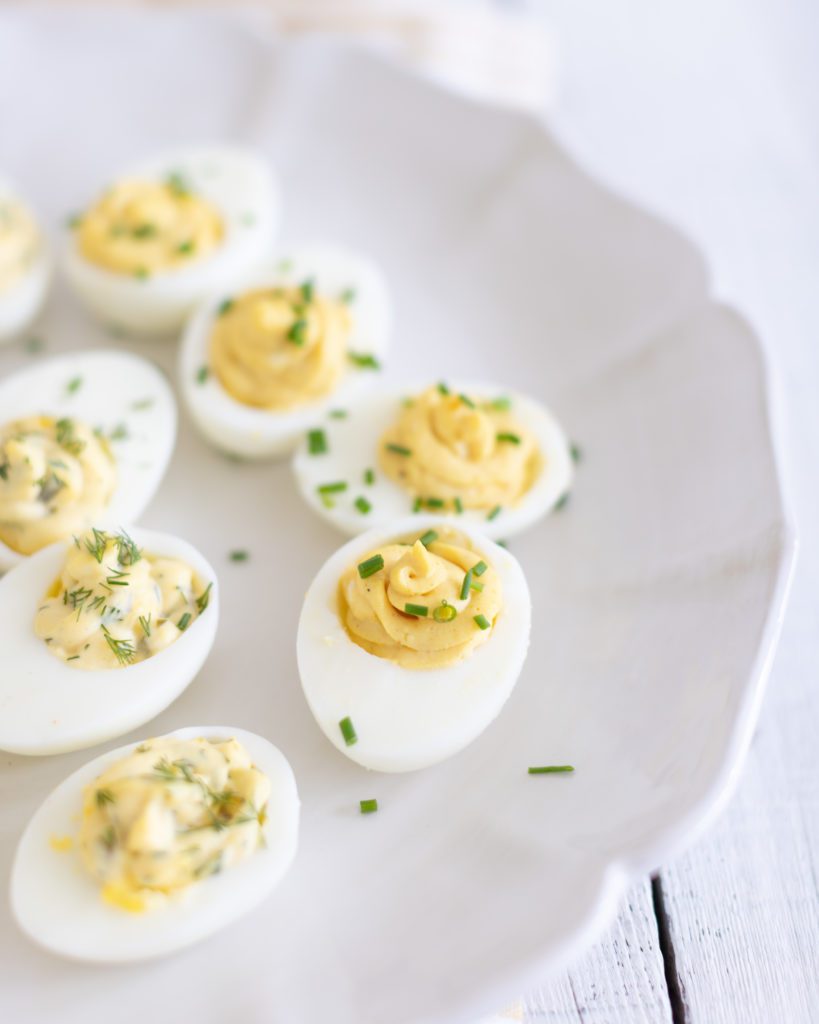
[297,516,531,772]
[292,381,573,540]
[11,726,299,961]
[0,349,176,573]
[179,242,391,458]
[63,146,280,335]
[0,180,51,343]
[0,527,218,755]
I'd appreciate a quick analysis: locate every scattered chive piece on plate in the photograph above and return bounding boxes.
[474,614,491,630]
[459,393,475,408]
[229,550,249,562]
[487,505,502,521]
[318,481,347,495]
[460,569,473,601]
[364,468,375,485]
[554,492,571,511]
[405,603,428,617]
[491,396,512,411]
[355,496,372,515]
[437,382,450,395]
[340,287,356,304]
[177,612,192,631]
[217,298,233,316]
[433,602,457,623]
[454,496,463,514]
[308,429,327,455]
[196,365,209,384]
[357,553,384,579]
[386,443,412,457]
[329,409,348,419]
[419,529,438,547]
[528,765,575,775]
[496,432,521,444]
[473,560,488,576]
[570,442,582,463]
[339,716,358,746]
[349,351,380,370]
[66,376,82,394]
[359,798,378,814]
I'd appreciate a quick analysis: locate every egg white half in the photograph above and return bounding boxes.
[10,726,299,962]
[63,146,280,336]
[292,381,573,540]
[0,180,51,344]
[179,242,391,459]
[0,349,177,573]
[297,515,531,773]
[0,528,218,755]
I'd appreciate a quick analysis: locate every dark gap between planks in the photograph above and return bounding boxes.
[651,873,688,1024]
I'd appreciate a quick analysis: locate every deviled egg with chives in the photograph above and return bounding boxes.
[11,726,299,961]
[63,146,280,335]
[0,527,218,755]
[0,180,51,344]
[0,349,176,573]
[297,516,531,772]
[179,242,391,458]
[292,381,573,540]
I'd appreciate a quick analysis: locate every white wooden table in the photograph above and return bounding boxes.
[520,1,819,1019]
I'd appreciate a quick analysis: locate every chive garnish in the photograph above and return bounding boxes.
[196,365,209,384]
[570,443,582,463]
[138,614,152,637]
[459,393,475,408]
[364,468,375,485]
[131,397,154,411]
[437,382,450,395]
[196,582,213,614]
[473,560,487,576]
[419,529,438,547]
[355,496,372,515]
[473,614,491,630]
[491,396,512,411]
[349,352,380,370]
[217,298,234,316]
[132,223,156,239]
[358,554,384,579]
[454,496,463,514]
[66,376,82,395]
[496,432,521,445]
[66,212,82,229]
[318,481,347,495]
[433,602,457,623]
[460,569,473,601]
[554,492,570,511]
[288,319,307,345]
[340,287,356,304]
[528,765,575,775]
[166,171,191,197]
[24,335,44,353]
[339,716,358,746]
[359,798,378,814]
[412,497,423,512]
[470,579,484,592]
[300,278,315,304]
[487,505,502,521]
[308,429,327,455]
[329,409,347,419]
[230,550,249,562]
[134,267,149,280]
[405,603,428,617]
[101,627,135,665]
[424,497,444,509]
[96,788,115,807]
[177,612,192,631]
[386,443,412,457]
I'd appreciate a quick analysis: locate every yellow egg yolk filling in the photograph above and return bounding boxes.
[0,197,41,294]
[338,530,501,669]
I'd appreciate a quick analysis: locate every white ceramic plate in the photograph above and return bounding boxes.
[0,10,795,1024]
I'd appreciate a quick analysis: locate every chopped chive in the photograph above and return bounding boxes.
[437,382,450,395]
[318,481,347,495]
[418,529,438,547]
[131,397,154,411]
[459,393,475,409]
[355,496,372,515]
[470,579,484,592]
[528,765,575,775]
[487,505,502,521]
[554,492,570,511]
[320,495,335,509]
[357,553,384,579]
[287,318,307,345]
[339,716,357,746]
[217,298,234,316]
[109,422,129,442]
[474,614,491,630]
[412,496,423,512]
[386,443,412,457]
[454,496,463,514]
[96,788,115,807]
[132,223,156,239]
[229,549,249,562]
[166,171,191,197]
[491,396,512,411]
[138,614,152,637]
[308,429,328,455]
[496,432,521,445]
[359,798,378,814]
[460,569,473,601]
[177,612,192,631]
[66,654,81,662]
[196,365,209,384]
[405,603,428,617]
[433,602,457,623]
[340,287,356,304]
[349,351,380,370]
[66,376,82,395]
[497,539,508,548]
[473,560,488,577]
[134,267,149,280]
[329,409,347,419]
[300,278,315,304]
[570,443,582,463]
[424,497,444,509]
[364,468,375,486]
[66,212,82,229]
[196,582,213,614]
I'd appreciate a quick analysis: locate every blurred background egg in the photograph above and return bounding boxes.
[0,180,51,345]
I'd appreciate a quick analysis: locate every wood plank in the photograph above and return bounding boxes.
[523,878,673,1023]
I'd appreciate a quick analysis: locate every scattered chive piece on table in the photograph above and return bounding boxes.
[496,432,521,445]
[473,560,488,576]
[454,496,463,514]
[217,298,233,316]
[359,798,378,814]
[287,319,307,345]
[528,765,575,775]
[349,352,380,370]
[474,614,491,630]
[459,393,475,408]
[554,492,570,511]
[357,553,384,579]
[66,376,82,394]
[487,505,502,521]
[329,409,348,419]
[229,550,249,562]
[339,716,358,746]
[196,365,209,384]
[340,287,356,304]
[419,529,438,547]
[496,539,508,548]
[491,396,512,411]
[317,481,347,495]
[433,602,457,623]
[177,612,192,631]
[355,496,372,515]
[437,382,450,395]
[570,442,582,463]
[308,429,327,455]
[405,603,428,617]
[460,569,473,601]
[364,468,375,485]
[25,335,44,353]
[424,496,444,509]
[386,443,412,457]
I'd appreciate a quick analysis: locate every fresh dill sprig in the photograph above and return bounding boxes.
[84,528,109,564]
[196,582,213,614]
[114,529,142,566]
[101,626,135,665]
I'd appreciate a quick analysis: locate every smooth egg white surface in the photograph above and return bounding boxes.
[0,529,218,755]
[292,382,573,540]
[0,349,176,573]
[179,242,391,459]
[297,515,532,773]
[10,726,300,962]
[0,180,51,344]
[62,146,280,336]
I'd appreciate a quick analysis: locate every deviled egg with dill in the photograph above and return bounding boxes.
[0,527,218,755]
[0,179,51,344]
[292,381,573,540]
[0,349,176,573]
[63,146,280,335]
[297,515,531,772]
[179,242,391,458]
[11,726,299,961]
